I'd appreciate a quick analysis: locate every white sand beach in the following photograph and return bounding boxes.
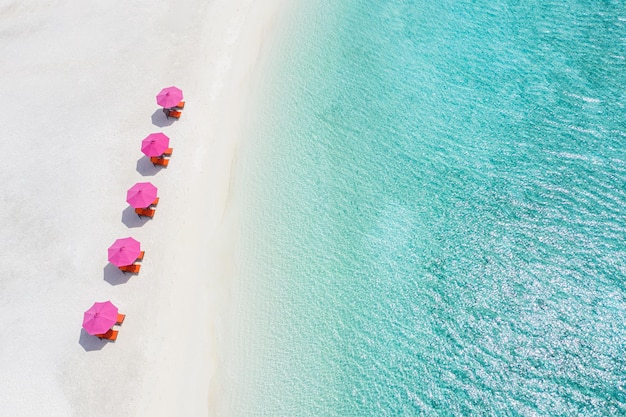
[0,1,289,415]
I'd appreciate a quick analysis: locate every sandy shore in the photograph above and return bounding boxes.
[0,1,288,416]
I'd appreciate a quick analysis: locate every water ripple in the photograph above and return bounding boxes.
[232,0,626,415]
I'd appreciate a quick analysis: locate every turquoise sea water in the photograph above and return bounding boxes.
[230,1,626,415]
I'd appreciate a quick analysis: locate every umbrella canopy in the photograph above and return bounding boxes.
[108,237,141,267]
[82,301,118,335]
[156,86,183,108]
[141,133,170,157]
[126,182,158,208]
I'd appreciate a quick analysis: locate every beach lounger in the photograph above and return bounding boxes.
[150,157,169,167]
[174,101,185,109]
[136,251,145,262]
[162,148,173,156]
[135,207,156,218]
[150,198,159,207]
[119,264,141,274]
[116,313,125,325]
[163,109,182,119]
[95,329,118,341]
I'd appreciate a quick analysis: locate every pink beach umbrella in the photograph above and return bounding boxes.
[156,86,183,108]
[141,132,170,157]
[126,182,158,209]
[107,237,141,267]
[82,301,118,335]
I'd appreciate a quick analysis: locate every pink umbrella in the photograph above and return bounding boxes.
[156,86,183,108]
[141,133,170,157]
[82,301,118,335]
[126,181,158,208]
[108,237,141,267]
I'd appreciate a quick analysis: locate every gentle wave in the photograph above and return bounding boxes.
[231,0,626,415]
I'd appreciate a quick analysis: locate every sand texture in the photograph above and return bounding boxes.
[0,1,287,416]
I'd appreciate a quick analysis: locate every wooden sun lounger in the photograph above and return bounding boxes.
[116,313,126,325]
[95,329,118,341]
[135,207,155,218]
[136,251,145,262]
[163,109,182,119]
[119,264,141,274]
[150,157,169,167]
[162,148,173,157]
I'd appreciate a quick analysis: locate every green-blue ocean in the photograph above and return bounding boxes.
[230,0,626,415]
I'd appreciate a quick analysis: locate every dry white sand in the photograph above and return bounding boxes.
[0,1,289,416]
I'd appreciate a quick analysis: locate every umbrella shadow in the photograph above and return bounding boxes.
[121,206,151,228]
[78,329,110,351]
[103,263,132,286]
[136,156,162,176]
[151,109,175,128]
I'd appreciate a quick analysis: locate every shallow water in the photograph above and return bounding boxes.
[231,1,626,415]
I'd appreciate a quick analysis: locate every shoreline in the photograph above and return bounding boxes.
[0,1,290,416]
